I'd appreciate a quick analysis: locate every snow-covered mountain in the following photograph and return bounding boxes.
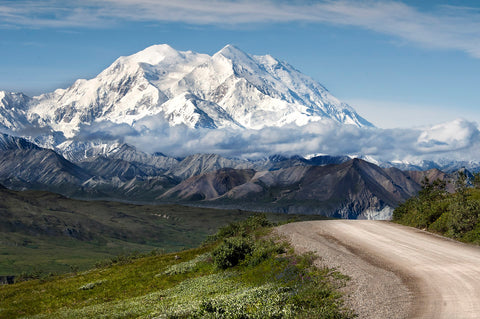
[0,44,372,140]
[0,91,31,130]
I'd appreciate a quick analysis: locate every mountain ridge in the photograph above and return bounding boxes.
[0,44,372,143]
[159,158,451,219]
[0,132,461,219]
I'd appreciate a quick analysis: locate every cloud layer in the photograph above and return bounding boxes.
[2,1,480,58]
[73,115,480,162]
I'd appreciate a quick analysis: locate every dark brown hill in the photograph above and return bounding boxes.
[161,159,424,219]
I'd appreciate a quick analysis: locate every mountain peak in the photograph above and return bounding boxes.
[214,44,251,62]
[2,43,374,145]
[218,44,243,53]
[125,44,182,65]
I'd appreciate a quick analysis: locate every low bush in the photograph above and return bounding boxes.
[212,236,254,269]
[206,213,273,242]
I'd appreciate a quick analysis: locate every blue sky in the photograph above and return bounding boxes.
[1,0,479,128]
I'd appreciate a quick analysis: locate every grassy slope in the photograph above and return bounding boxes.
[0,188,326,276]
[0,217,354,319]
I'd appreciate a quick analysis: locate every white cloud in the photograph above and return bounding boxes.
[76,115,480,162]
[2,1,480,58]
[416,119,479,153]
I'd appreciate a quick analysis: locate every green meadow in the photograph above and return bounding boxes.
[0,215,354,318]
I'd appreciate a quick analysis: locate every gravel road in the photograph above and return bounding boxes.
[276,220,480,319]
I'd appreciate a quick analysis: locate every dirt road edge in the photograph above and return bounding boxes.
[276,221,415,319]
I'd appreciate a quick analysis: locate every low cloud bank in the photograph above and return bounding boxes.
[75,115,480,162]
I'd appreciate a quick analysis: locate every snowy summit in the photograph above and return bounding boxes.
[0,44,373,139]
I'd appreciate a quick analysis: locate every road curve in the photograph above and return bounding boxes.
[276,220,480,319]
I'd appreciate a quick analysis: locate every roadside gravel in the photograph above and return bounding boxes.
[276,220,480,319]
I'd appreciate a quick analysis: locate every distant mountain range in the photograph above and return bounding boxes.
[0,132,460,219]
[0,44,477,219]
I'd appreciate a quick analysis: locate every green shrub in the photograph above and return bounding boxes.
[207,214,273,242]
[429,211,449,233]
[245,239,287,267]
[462,223,480,244]
[393,175,480,244]
[212,237,254,269]
[446,198,480,238]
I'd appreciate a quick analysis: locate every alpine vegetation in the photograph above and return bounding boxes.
[0,215,355,318]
